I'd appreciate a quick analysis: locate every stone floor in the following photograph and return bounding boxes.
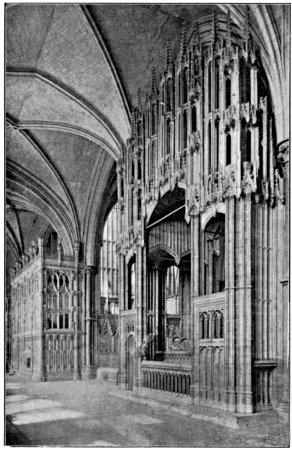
[5,376,289,447]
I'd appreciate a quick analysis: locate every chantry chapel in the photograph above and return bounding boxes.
[6,4,290,422]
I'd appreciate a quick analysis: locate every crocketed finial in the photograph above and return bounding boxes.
[137,88,142,110]
[130,112,136,137]
[165,40,171,70]
[226,10,231,47]
[180,24,187,55]
[244,5,251,40]
[151,67,157,95]
[211,12,218,45]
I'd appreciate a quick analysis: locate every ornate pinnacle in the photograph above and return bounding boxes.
[119,143,125,164]
[226,11,231,47]
[137,88,142,110]
[244,5,251,40]
[151,67,157,96]
[130,112,136,137]
[165,40,171,70]
[180,24,187,55]
[211,12,218,45]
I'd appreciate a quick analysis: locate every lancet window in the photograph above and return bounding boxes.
[120,175,124,198]
[239,57,250,104]
[128,259,136,310]
[200,312,210,339]
[212,311,224,339]
[204,215,225,295]
[208,61,212,112]
[192,106,197,133]
[200,310,224,339]
[45,229,58,257]
[165,265,180,315]
[137,195,142,220]
[215,118,220,171]
[137,159,142,180]
[161,82,165,115]
[166,119,171,155]
[151,141,155,172]
[225,75,231,108]
[258,110,264,177]
[183,67,188,104]
[46,272,71,330]
[208,121,212,173]
[241,119,251,163]
[183,110,188,149]
[215,57,220,109]
[100,205,119,314]
[226,133,232,165]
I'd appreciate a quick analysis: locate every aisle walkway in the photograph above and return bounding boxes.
[5,377,289,447]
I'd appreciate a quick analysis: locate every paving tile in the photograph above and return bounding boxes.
[6,383,23,390]
[5,378,289,447]
[12,408,84,425]
[6,395,30,403]
[7,399,62,415]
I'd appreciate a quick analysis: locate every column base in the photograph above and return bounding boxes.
[82,365,94,379]
[73,371,81,381]
[32,371,46,382]
[275,401,289,422]
[236,391,253,414]
[190,385,199,403]
[224,390,237,413]
[135,376,143,389]
[118,374,127,389]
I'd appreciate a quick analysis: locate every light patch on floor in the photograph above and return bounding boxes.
[7,399,62,415]
[6,395,30,403]
[6,383,23,390]
[103,416,152,446]
[86,440,117,447]
[126,414,162,425]
[12,408,84,425]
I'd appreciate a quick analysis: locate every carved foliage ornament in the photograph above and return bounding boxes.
[222,165,236,196]
[189,131,201,153]
[242,161,257,194]
[186,186,200,217]
[276,139,289,177]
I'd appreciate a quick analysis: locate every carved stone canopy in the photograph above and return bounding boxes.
[276,139,289,176]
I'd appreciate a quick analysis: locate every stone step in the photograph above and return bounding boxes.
[114,385,280,429]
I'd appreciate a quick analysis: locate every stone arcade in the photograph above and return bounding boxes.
[6,4,289,422]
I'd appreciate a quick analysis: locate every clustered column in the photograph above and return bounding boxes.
[73,241,80,380]
[83,266,94,379]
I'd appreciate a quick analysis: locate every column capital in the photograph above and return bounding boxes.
[73,241,80,252]
[37,237,44,247]
[85,265,97,275]
[38,238,44,259]
[73,241,80,266]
